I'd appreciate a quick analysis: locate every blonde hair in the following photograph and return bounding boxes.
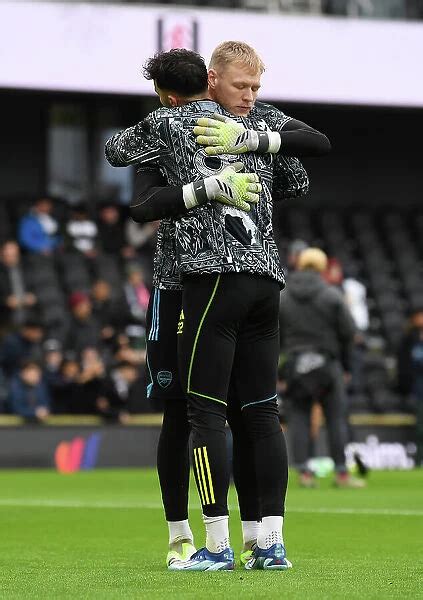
[297,248,328,273]
[209,41,265,74]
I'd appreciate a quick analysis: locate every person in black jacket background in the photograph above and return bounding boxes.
[279,247,362,487]
[397,307,423,466]
[0,241,37,330]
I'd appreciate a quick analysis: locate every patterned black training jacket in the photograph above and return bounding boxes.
[105,100,310,290]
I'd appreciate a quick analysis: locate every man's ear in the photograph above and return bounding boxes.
[168,94,180,107]
[208,68,217,89]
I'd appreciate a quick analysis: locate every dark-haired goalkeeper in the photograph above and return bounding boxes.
[106,43,330,571]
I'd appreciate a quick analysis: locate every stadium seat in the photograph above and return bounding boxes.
[0,204,12,243]
[35,286,65,306]
[94,254,123,288]
[23,255,59,287]
[59,252,92,292]
[62,268,91,293]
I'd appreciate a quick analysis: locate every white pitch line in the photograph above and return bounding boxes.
[0,498,422,516]
[289,507,423,517]
[0,499,162,509]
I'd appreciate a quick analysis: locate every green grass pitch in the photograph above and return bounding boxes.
[0,468,422,599]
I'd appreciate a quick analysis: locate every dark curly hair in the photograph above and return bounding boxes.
[143,49,208,96]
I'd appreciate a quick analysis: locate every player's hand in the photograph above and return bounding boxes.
[207,163,261,212]
[194,114,252,155]
[182,162,261,212]
[194,113,281,155]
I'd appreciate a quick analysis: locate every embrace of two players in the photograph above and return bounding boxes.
[105,41,331,571]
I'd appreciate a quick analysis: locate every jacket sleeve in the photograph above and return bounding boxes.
[9,379,34,417]
[18,217,48,253]
[272,155,310,200]
[105,118,170,167]
[276,118,331,157]
[130,166,187,224]
[258,102,331,157]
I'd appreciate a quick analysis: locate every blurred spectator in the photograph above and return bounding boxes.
[66,291,101,354]
[325,258,369,395]
[125,220,158,253]
[125,220,159,280]
[0,319,44,377]
[92,279,127,339]
[397,307,423,465]
[123,264,150,326]
[66,203,98,257]
[18,197,61,255]
[343,276,369,333]
[43,339,63,385]
[324,258,369,332]
[325,257,369,332]
[115,332,146,366]
[279,248,361,487]
[104,361,158,423]
[397,307,423,397]
[8,359,50,421]
[97,203,134,258]
[77,347,107,415]
[286,239,308,272]
[0,240,37,328]
[50,355,81,414]
[324,257,343,288]
[100,361,145,421]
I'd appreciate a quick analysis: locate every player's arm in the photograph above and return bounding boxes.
[131,163,262,224]
[272,155,310,201]
[194,111,330,157]
[131,167,185,222]
[271,117,331,157]
[128,142,308,213]
[105,118,170,167]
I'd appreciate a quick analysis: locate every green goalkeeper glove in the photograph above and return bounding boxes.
[182,162,261,212]
[193,113,281,156]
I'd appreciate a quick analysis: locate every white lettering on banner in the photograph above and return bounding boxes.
[345,435,416,470]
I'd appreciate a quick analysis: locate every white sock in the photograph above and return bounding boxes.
[257,516,284,549]
[203,514,230,553]
[168,520,194,546]
[242,521,261,547]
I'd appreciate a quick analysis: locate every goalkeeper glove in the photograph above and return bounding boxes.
[193,113,281,156]
[182,162,261,212]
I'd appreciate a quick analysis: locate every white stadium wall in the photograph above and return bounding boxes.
[1,1,423,107]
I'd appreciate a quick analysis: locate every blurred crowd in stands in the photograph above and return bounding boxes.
[0,196,160,421]
[0,195,421,422]
[89,0,423,20]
